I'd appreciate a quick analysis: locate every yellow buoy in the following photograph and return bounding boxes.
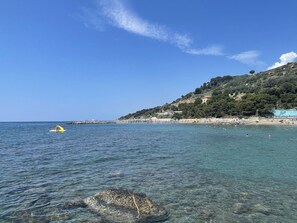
[50,125,65,132]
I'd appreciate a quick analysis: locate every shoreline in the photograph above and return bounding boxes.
[117,117,297,126]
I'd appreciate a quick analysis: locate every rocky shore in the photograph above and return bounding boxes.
[68,120,116,125]
[117,117,297,126]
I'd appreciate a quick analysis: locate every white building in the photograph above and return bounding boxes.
[202,95,212,104]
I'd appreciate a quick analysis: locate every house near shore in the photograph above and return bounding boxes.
[157,110,183,117]
[157,110,174,116]
[150,117,172,123]
[273,109,297,119]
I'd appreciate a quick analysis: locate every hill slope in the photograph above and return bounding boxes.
[120,62,297,120]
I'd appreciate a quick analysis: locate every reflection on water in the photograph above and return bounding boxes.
[1,123,297,222]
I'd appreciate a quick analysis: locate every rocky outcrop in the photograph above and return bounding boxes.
[83,188,169,223]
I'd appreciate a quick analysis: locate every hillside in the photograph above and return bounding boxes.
[119,62,297,120]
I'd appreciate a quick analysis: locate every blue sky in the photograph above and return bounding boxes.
[1,0,297,121]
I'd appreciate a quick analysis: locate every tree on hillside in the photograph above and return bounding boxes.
[122,62,297,119]
[194,88,202,94]
[249,70,255,75]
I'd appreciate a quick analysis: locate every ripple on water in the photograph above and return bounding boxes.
[1,123,297,222]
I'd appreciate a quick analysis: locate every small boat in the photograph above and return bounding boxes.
[49,125,65,132]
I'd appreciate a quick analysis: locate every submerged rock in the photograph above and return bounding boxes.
[233,202,271,216]
[251,203,271,215]
[109,171,125,178]
[233,202,250,215]
[82,188,169,223]
[200,209,215,221]
[65,198,87,208]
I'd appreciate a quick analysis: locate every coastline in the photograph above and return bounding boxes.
[117,117,297,126]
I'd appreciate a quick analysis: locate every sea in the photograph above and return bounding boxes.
[1,122,297,223]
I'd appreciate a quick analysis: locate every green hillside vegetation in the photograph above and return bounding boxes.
[120,62,297,120]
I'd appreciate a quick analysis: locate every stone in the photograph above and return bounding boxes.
[83,188,169,223]
[109,171,125,178]
[233,202,250,215]
[239,192,249,200]
[200,209,215,221]
[233,202,271,216]
[251,204,271,215]
[65,198,87,208]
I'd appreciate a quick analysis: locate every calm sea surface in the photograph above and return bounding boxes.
[1,122,297,222]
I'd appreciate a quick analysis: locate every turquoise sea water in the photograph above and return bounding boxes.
[1,122,297,222]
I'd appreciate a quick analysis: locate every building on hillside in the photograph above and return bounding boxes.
[202,95,212,104]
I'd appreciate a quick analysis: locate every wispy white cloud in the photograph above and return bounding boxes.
[267,52,297,70]
[172,33,192,49]
[185,45,224,56]
[99,0,169,41]
[83,1,271,64]
[83,0,224,56]
[228,50,264,66]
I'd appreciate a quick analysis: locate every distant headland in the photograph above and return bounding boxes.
[119,62,297,122]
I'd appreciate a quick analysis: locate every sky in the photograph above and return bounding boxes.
[1,0,297,121]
